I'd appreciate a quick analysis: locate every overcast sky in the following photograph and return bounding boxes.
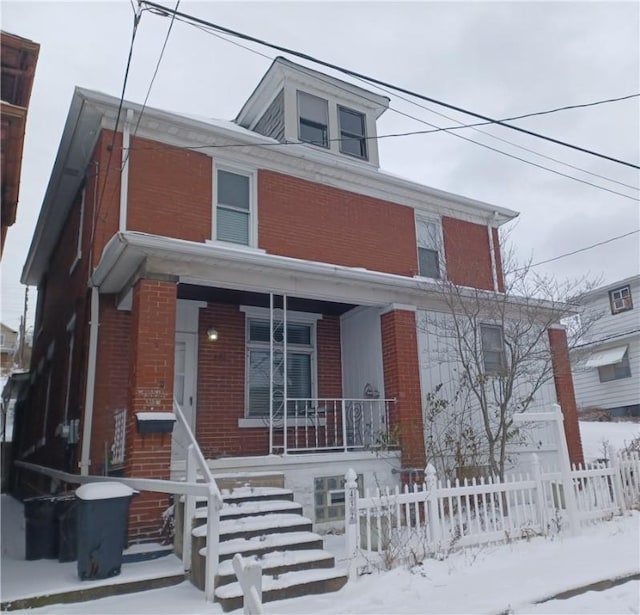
[2,0,639,332]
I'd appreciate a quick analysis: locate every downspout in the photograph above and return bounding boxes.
[119,108,133,233]
[487,211,499,292]
[79,285,99,475]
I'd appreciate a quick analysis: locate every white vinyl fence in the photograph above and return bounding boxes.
[345,449,640,574]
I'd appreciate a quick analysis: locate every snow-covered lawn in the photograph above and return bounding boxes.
[579,420,640,462]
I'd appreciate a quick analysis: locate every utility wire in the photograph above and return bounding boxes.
[514,229,640,272]
[140,0,640,170]
[574,328,640,349]
[129,19,639,200]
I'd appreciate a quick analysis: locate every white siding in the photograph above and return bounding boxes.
[340,306,385,399]
[572,276,640,411]
[416,310,559,475]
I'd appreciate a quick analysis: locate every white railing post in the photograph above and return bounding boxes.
[530,453,547,535]
[425,463,441,545]
[552,404,579,535]
[608,445,627,514]
[344,468,358,581]
[232,553,263,615]
[183,444,197,571]
[342,400,348,452]
[204,484,221,603]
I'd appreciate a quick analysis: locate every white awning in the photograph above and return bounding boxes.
[585,345,628,368]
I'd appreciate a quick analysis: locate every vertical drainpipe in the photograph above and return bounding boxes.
[119,108,133,233]
[488,211,499,292]
[79,285,99,475]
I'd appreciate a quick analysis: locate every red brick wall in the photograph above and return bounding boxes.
[380,309,426,469]
[195,303,343,457]
[127,136,212,242]
[548,327,584,466]
[442,217,497,291]
[258,170,418,276]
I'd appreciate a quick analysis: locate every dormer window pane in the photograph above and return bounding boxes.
[298,91,329,147]
[339,106,367,159]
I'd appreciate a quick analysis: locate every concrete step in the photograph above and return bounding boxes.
[214,567,348,612]
[218,514,313,542]
[216,549,335,587]
[218,499,303,520]
[221,486,294,505]
[212,531,325,562]
[212,472,285,491]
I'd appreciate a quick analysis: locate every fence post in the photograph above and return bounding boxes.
[232,553,263,615]
[425,463,441,545]
[204,484,221,602]
[608,445,627,514]
[552,404,579,535]
[183,444,197,571]
[530,453,547,535]
[344,468,358,581]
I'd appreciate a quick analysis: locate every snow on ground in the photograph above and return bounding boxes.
[579,420,640,462]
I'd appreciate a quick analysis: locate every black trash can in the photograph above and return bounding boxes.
[56,495,78,563]
[75,482,134,580]
[24,496,58,560]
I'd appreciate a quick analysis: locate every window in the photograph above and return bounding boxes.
[314,474,363,522]
[216,168,252,245]
[338,106,367,159]
[481,324,506,374]
[298,91,329,147]
[598,350,632,382]
[609,286,633,314]
[416,217,442,279]
[246,318,315,417]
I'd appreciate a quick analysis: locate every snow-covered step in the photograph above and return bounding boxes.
[214,567,348,612]
[219,513,312,541]
[218,499,303,520]
[208,531,325,562]
[216,549,335,587]
[221,486,294,504]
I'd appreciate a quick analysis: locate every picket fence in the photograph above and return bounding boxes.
[344,450,640,576]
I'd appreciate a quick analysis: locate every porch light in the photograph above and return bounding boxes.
[207,327,219,342]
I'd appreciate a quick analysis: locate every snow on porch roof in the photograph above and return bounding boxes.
[584,345,628,368]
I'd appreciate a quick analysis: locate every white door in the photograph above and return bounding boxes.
[172,332,197,467]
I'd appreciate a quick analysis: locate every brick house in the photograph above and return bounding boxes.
[15,58,583,543]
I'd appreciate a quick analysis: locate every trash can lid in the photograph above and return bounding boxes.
[76,481,135,500]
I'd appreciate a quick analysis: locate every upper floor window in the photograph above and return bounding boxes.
[416,217,442,279]
[609,286,633,315]
[598,349,631,382]
[481,324,506,375]
[338,106,367,160]
[215,168,253,245]
[297,91,329,148]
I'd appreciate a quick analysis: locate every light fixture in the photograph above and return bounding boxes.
[207,327,219,342]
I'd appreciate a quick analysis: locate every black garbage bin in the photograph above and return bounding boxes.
[56,495,78,563]
[24,496,58,560]
[75,482,134,580]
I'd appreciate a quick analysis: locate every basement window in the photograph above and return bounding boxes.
[314,474,363,522]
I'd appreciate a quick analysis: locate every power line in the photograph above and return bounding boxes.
[574,328,640,349]
[514,229,640,271]
[140,0,640,170]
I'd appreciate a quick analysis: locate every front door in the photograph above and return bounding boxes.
[172,332,197,467]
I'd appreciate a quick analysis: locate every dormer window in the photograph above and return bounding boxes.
[297,91,329,148]
[339,106,367,160]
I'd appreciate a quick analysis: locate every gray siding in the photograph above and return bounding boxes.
[253,90,285,142]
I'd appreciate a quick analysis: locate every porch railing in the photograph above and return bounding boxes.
[272,398,395,454]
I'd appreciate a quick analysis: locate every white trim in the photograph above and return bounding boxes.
[119,108,133,233]
[380,303,417,315]
[69,187,86,275]
[212,159,258,248]
[63,314,76,422]
[240,305,323,323]
[488,222,498,292]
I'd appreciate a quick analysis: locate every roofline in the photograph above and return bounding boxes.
[580,274,640,300]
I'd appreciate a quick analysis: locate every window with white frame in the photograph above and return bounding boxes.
[338,106,367,159]
[609,286,633,315]
[480,324,506,374]
[598,350,632,382]
[215,168,253,245]
[246,318,316,417]
[297,91,329,148]
[416,217,442,279]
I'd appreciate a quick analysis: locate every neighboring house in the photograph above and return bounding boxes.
[15,57,583,545]
[1,31,39,257]
[572,275,640,418]
[0,323,18,372]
